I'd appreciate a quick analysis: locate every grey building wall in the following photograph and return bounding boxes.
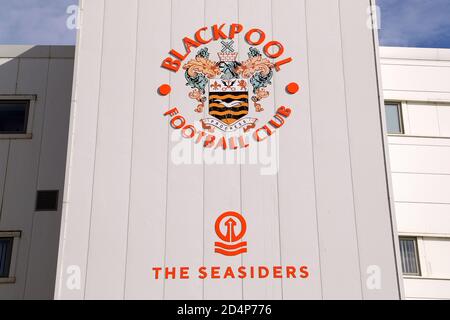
[0,46,74,299]
[55,0,402,300]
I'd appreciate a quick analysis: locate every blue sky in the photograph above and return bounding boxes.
[0,0,77,45]
[378,0,450,48]
[0,0,449,48]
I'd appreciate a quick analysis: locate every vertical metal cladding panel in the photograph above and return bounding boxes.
[202,0,242,300]
[339,0,402,299]
[57,0,401,299]
[305,1,362,298]
[84,0,138,299]
[272,0,322,300]
[55,0,105,299]
[123,0,171,300]
[238,0,282,300]
[163,0,205,300]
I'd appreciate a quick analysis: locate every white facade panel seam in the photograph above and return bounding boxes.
[54,5,84,298]
[162,0,174,300]
[303,0,323,299]
[201,0,206,300]
[370,0,404,299]
[337,0,364,297]
[237,3,245,300]
[269,0,284,300]
[123,0,141,299]
[83,1,107,299]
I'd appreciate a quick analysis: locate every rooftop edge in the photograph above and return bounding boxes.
[380,46,450,62]
[0,45,75,59]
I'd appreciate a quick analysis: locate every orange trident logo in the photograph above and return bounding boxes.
[214,211,247,256]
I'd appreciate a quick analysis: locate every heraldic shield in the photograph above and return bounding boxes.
[208,78,249,125]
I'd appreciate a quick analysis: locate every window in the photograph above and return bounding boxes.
[0,238,13,278]
[0,232,20,283]
[0,100,30,134]
[399,237,421,276]
[35,190,59,211]
[385,102,404,134]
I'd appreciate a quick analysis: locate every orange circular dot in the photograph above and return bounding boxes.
[286,82,300,94]
[158,84,171,96]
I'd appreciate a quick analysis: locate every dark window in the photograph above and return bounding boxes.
[385,102,404,134]
[0,238,13,278]
[35,190,59,211]
[0,100,30,134]
[399,237,421,276]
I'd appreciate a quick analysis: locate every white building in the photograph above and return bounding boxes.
[53,0,403,300]
[381,47,450,300]
[0,1,448,301]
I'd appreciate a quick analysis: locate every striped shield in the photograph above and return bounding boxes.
[208,79,249,125]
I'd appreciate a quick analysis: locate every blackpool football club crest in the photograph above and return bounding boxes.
[161,24,298,151]
[182,40,274,132]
